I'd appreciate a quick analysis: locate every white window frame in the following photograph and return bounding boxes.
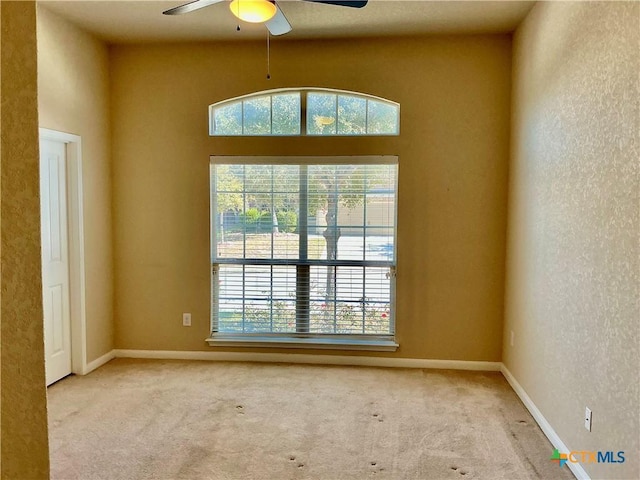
[209,88,400,137]
[207,155,399,351]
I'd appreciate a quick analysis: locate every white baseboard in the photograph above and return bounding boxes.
[113,349,501,371]
[501,365,589,480]
[83,349,115,375]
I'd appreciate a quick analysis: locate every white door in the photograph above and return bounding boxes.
[40,138,72,386]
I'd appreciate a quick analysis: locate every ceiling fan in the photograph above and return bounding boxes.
[163,0,368,36]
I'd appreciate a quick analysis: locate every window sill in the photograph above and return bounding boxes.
[206,335,399,352]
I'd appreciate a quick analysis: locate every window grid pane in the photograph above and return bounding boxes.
[243,96,271,135]
[367,100,399,135]
[307,93,338,135]
[337,95,366,135]
[272,93,301,135]
[214,102,242,135]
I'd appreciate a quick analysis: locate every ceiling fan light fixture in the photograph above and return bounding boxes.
[229,0,277,23]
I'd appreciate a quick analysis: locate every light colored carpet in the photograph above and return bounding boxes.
[47,359,574,480]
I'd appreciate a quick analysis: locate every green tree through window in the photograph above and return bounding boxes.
[210,88,399,136]
[211,158,397,339]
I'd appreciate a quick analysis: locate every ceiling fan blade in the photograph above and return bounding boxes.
[266,3,292,36]
[303,0,368,7]
[162,0,225,15]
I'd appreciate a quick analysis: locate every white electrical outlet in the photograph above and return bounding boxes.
[510,330,515,347]
[585,407,592,431]
[182,313,192,327]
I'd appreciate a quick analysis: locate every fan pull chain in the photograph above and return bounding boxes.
[235,0,240,31]
[266,32,271,80]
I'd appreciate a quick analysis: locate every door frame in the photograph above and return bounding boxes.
[40,128,87,375]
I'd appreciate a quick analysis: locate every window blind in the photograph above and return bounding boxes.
[211,157,397,340]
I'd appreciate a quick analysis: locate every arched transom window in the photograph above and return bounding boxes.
[209,88,400,136]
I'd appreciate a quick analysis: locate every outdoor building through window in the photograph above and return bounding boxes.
[209,156,398,350]
[210,88,399,137]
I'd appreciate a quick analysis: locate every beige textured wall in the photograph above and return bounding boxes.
[0,2,2,473]
[111,35,511,360]
[37,6,114,363]
[0,1,2,473]
[0,1,50,478]
[504,2,639,479]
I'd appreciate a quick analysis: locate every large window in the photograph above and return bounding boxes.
[210,88,399,137]
[209,156,398,350]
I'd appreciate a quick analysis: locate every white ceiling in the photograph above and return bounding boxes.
[39,0,535,44]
